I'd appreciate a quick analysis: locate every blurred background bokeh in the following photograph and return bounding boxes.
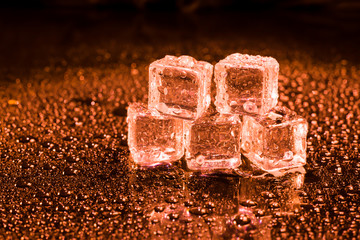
[1,0,359,74]
[2,0,360,12]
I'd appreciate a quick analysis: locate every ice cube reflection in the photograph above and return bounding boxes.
[129,164,305,239]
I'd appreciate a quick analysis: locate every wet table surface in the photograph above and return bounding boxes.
[0,9,360,239]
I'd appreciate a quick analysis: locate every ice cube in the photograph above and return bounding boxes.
[241,106,308,172]
[184,114,242,171]
[148,55,213,120]
[127,102,184,166]
[214,53,279,115]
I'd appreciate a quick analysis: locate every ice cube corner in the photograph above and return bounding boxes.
[148,55,213,120]
[241,106,308,172]
[214,53,279,115]
[127,102,184,166]
[184,113,242,171]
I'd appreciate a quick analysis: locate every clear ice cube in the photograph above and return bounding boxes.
[241,106,308,172]
[127,102,184,166]
[149,55,213,120]
[184,114,242,171]
[214,53,279,115]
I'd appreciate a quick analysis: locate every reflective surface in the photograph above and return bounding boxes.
[0,9,360,239]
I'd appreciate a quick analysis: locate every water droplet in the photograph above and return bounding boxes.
[189,207,207,216]
[63,166,79,176]
[243,101,258,113]
[15,179,32,188]
[240,200,258,207]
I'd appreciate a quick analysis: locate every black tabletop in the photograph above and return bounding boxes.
[0,5,359,239]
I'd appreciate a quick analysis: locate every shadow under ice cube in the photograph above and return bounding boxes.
[149,55,213,120]
[185,114,242,171]
[127,103,184,166]
[241,106,308,172]
[215,53,279,115]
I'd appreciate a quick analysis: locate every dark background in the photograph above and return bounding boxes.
[1,0,360,72]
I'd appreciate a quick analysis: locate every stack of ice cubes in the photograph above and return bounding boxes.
[127,54,308,173]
